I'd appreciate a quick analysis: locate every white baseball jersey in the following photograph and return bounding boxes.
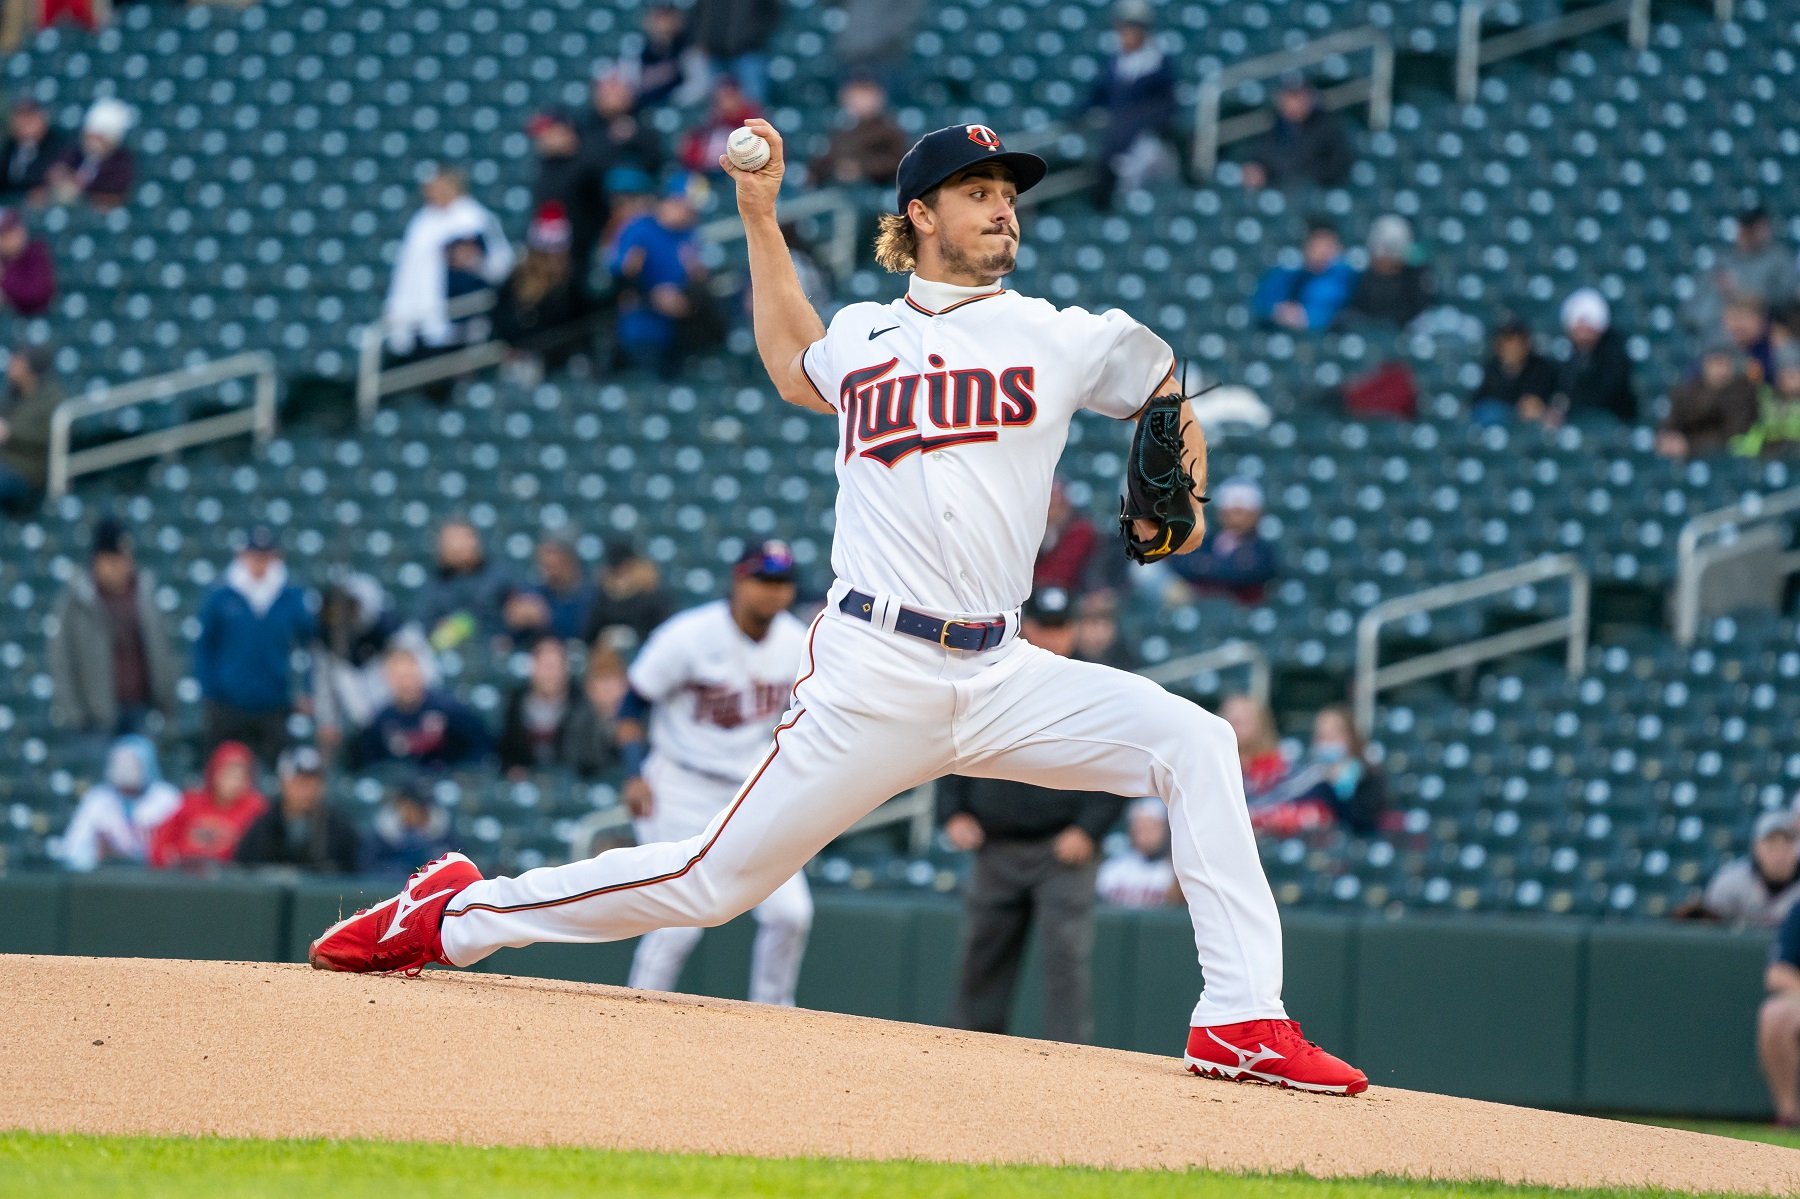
[801,275,1174,614]
[627,600,810,781]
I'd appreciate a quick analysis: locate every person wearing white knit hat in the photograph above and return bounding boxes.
[46,97,135,209]
[1552,287,1637,426]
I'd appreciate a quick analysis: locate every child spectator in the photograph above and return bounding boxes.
[0,97,64,199]
[46,97,133,209]
[1722,297,1776,385]
[353,647,492,770]
[1658,340,1759,460]
[1553,288,1637,425]
[1096,797,1178,908]
[148,742,267,870]
[54,735,180,871]
[1168,479,1278,605]
[193,526,315,768]
[362,777,455,878]
[0,208,53,316]
[235,747,360,874]
[49,517,179,738]
[1251,222,1356,332]
[1471,316,1558,425]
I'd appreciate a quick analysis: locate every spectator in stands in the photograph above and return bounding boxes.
[45,97,133,210]
[680,75,760,177]
[1072,591,1137,670]
[1346,215,1431,327]
[808,74,908,189]
[0,97,63,200]
[1096,798,1178,908]
[1723,297,1776,385]
[1251,221,1356,332]
[1683,811,1800,929]
[48,517,177,739]
[1034,479,1098,594]
[147,741,267,871]
[1249,705,1387,838]
[528,110,607,290]
[498,636,617,777]
[362,777,455,878]
[691,0,781,104]
[1222,693,1290,805]
[582,70,668,194]
[631,4,696,107]
[420,519,514,650]
[382,168,514,362]
[234,746,360,874]
[0,341,58,510]
[0,207,53,316]
[1735,343,1800,459]
[494,202,597,377]
[1242,76,1353,192]
[1758,897,1800,1126]
[1685,205,1798,343]
[610,174,705,379]
[352,647,492,770]
[584,539,674,649]
[1085,0,1177,211]
[54,734,180,871]
[1470,315,1559,425]
[1552,288,1637,426]
[503,537,597,646]
[1168,479,1278,605]
[194,525,315,767]
[1659,339,1760,460]
[312,573,438,761]
[940,588,1124,1044]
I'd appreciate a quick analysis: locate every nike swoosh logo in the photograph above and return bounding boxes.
[1205,1030,1285,1071]
[379,885,457,943]
[868,325,900,340]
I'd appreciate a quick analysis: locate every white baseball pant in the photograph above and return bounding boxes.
[441,600,1287,1028]
[626,756,812,1006]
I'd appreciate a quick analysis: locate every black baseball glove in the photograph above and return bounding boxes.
[1120,389,1207,564]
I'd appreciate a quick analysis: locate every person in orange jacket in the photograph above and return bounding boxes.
[149,742,268,869]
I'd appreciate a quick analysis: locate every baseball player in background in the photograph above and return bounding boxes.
[310,118,1368,1096]
[618,540,813,1006]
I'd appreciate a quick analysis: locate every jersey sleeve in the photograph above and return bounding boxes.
[1075,308,1177,420]
[625,622,689,704]
[800,316,839,411]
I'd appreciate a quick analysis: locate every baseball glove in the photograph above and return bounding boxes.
[1119,388,1207,564]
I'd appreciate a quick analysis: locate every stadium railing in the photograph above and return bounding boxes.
[1454,0,1651,105]
[1142,639,1273,708]
[1672,484,1800,647]
[354,289,506,425]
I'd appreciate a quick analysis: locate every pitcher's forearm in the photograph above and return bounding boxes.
[745,209,825,387]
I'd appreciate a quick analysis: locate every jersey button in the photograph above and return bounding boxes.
[943,511,955,522]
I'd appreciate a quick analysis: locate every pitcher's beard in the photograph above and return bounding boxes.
[940,237,1016,284]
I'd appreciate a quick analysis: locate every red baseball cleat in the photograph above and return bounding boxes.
[1185,1019,1368,1095]
[309,852,483,976]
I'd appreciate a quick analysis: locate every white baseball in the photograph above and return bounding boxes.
[726,126,771,171]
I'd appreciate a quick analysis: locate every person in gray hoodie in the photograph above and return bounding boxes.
[48,517,178,738]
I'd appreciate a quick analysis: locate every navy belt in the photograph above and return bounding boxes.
[839,589,1009,652]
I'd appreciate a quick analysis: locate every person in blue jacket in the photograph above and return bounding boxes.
[194,525,316,768]
[1251,221,1357,332]
[609,174,704,378]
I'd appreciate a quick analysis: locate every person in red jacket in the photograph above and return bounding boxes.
[0,209,53,317]
[678,76,759,175]
[1034,478,1098,593]
[149,741,268,869]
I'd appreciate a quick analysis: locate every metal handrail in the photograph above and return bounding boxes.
[1352,554,1589,736]
[1455,0,1651,105]
[1193,26,1395,176]
[1142,639,1272,707]
[355,288,504,424]
[1673,486,1800,647]
[47,351,278,499]
[701,186,863,286]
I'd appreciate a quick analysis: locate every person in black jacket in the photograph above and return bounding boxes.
[1242,76,1353,191]
[0,98,64,200]
[1085,1,1177,211]
[940,588,1126,1044]
[494,203,598,373]
[234,747,361,874]
[497,637,617,777]
[1471,315,1560,425]
[1346,215,1432,327]
[691,0,781,103]
[1554,288,1637,426]
[527,109,609,292]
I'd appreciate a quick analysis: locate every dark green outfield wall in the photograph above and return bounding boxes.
[0,872,1773,1118]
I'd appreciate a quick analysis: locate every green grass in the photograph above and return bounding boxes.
[0,1131,1780,1199]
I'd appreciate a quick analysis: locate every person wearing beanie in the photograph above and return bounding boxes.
[1168,478,1279,605]
[148,741,269,870]
[48,516,179,740]
[1659,339,1759,459]
[1552,287,1637,425]
[0,208,54,316]
[493,200,598,374]
[46,97,134,209]
[0,342,59,509]
[1346,214,1433,327]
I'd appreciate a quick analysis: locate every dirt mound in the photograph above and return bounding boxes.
[1,955,1795,1193]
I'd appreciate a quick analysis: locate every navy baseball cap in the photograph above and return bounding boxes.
[734,539,796,583]
[894,124,1047,215]
[1023,587,1074,626]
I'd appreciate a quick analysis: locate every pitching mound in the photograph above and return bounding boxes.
[2,955,1795,1193]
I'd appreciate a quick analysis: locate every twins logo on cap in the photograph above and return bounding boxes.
[966,125,1001,150]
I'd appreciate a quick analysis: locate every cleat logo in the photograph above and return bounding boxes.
[1205,1030,1285,1071]
[379,886,457,943]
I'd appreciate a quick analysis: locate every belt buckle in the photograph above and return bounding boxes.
[938,619,961,648]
